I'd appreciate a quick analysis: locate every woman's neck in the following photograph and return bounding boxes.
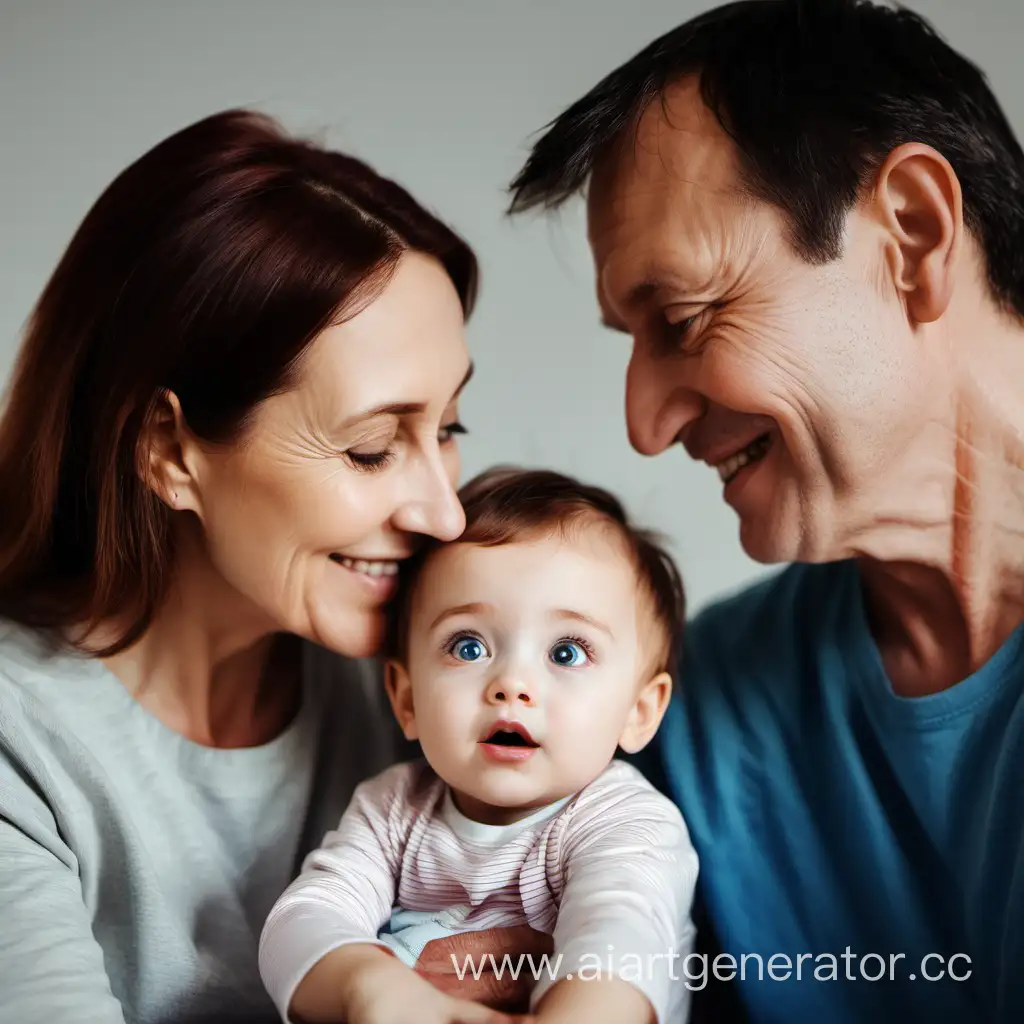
[95,523,301,748]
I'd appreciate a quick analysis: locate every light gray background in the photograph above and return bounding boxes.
[2,0,1021,613]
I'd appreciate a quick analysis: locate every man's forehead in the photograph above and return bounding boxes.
[587,78,744,254]
[586,80,769,316]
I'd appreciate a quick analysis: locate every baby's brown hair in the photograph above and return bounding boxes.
[386,466,685,679]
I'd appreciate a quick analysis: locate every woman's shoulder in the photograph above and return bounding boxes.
[0,619,110,735]
[0,617,79,677]
[0,620,114,854]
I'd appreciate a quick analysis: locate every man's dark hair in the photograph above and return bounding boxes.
[508,0,1024,318]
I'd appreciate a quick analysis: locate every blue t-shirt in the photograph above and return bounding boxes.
[644,559,1024,1023]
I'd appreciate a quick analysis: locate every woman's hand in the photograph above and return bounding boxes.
[415,926,555,1012]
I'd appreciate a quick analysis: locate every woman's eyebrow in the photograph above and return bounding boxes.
[339,363,475,429]
[339,401,424,428]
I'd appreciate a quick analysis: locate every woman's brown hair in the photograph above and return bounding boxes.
[0,109,478,656]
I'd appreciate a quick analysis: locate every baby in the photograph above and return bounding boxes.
[259,467,699,1024]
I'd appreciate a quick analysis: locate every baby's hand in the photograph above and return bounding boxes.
[290,943,535,1024]
[347,957,532,1024]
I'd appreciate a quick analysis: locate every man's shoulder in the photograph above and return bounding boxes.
[637,560,859,792]
[683,559,855,679]
[639,561,861,863]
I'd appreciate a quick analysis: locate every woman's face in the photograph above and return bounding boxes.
[184,253,472,658]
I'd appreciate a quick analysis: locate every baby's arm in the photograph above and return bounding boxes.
[259,764,525,1024]
[258,763,413,1021]
[531,767,700,1024]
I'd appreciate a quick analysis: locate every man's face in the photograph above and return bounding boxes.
[587,79,937,564]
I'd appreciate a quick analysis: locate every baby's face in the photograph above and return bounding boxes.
[388,527,668,824]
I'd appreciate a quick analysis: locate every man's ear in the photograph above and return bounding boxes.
[384,660,418,741]
[872,141,963,324]
[140,388,206,517]
[618,671,672,754]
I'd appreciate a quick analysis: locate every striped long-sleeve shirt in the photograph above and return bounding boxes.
[259,758,699,1023]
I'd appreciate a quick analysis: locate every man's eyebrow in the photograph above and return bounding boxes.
[623,279,665,310]
[598,273,684,331]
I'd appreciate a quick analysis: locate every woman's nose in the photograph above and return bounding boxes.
[391,449,466,541]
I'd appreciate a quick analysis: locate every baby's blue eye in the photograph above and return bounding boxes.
[452,637,486,662]
[550,641,588,667]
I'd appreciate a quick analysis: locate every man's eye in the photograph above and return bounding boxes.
[666,314,698,343]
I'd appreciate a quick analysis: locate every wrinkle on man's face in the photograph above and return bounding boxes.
[587,78,938,564]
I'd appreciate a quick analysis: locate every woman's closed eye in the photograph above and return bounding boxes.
[346,446,395,472]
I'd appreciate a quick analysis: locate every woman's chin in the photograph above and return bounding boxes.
[303,605,387,660]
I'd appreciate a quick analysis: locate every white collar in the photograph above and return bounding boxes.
[440,788,573,845]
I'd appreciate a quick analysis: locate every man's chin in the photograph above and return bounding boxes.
[738,518,801,566]
[740,516,841,566]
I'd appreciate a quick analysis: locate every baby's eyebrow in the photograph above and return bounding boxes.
[552,609,614,640]
[429,602,492,632]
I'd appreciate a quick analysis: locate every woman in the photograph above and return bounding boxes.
[0,109,522,1023]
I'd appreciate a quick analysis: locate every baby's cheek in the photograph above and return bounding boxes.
[548,700,618,766]
[433,689,482,753]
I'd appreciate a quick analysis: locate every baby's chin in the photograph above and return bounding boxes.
[459,779,574,816]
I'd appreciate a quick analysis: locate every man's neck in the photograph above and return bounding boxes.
[853,306,1024,696]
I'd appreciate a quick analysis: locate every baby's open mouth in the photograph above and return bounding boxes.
[481,723,539,748]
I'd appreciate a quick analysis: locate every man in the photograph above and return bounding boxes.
[508,1,1024,1021]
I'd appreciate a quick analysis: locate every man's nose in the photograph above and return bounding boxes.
[485,671,535,707]
[625,348,704,456]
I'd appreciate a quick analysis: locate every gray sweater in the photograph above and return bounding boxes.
[0,619,406,1024]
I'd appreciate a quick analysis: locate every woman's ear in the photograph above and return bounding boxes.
[140,389,205,516]
[618,671,672,754]
[384,660,418,740]
[872,142,963,324]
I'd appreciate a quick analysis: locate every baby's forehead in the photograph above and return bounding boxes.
[408,524,646,620]
[430,519,635,575]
